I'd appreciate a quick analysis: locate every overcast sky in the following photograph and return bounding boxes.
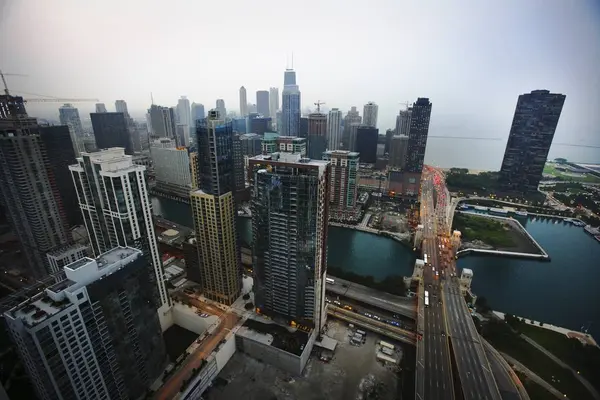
[2,0,600,152]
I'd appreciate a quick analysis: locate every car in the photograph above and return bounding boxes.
[199,313,210,318]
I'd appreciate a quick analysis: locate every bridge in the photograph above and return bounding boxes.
[415,167,525,400]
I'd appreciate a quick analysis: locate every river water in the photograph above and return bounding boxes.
[151,196,600,339]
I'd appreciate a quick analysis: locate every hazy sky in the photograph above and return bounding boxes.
[2,0,599,166]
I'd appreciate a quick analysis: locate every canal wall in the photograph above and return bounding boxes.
[456,211,550,261]
[328,221,413,248]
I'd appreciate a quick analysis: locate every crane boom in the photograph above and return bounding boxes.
[24,98,99,103]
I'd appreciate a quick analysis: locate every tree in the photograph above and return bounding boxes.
[539,322,544,327]
[475,296,490,313]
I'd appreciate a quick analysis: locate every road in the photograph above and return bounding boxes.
[501,353,568,400]
[154,312,240,400]
[417,174,454,400]
[326,275,416,320]
[482,339,530,400]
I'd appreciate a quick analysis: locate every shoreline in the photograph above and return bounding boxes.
[492,310,598,347]
[455,211,550,261]
[328,221,414,250]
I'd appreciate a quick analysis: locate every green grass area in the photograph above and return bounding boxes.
[452,213,515,247]
[544,163,600,183]
[513,323,600,394]
[482,320,594,400]
[514,371,557,400]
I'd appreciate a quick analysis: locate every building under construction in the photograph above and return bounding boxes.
[248,152,330,334]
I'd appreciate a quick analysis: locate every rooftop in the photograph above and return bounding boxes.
[250,153,329,168]
[238,316,310,356]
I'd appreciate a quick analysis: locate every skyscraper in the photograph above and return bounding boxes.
[39,125,81,228]
[342,106,362,149]
[69,148,170,324]
[59,103,84,137]
[249,151,330,334]
[326,108,343,150]
[307,112,327,160]
[5,247,168,400]
[191,102,205,129]
[0,95,70,278]
[269,87,279,123]
[355,126,379,163]
[405,98,432,173]
[499,90,566,193]
[239,86,248,117]
[176,96,191,145]
[322,150,360,221]
[95,103,107,113]
[191,111,241,305]
[362,101,378,128]
[115,99,129,116]
[256,90,270,117]
[389,135,409,168]
[150,138,192,187]
[148,105,176,139]
[91,112,133,155]
[216,99,227,119]
[281,69,301,136]
[232,133,246,200]
[347,122,361,152]
[396,107,412,136]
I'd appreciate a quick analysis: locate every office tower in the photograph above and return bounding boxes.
[299,116,309,138]
[232,118,247,133]
[269,87,279,123]
[389,135,409,168]
[115,99,129,116]
[281,68,301,136]
[59,103,84,137]
[239,133,263,158]
[175,123,188,146]
[239,86,248,117]
[176,96,191,145]
[356,126,379,163]
[69,148,170,318]
[262,135,306,156]
[0,95,70,278]
[307,112,327,160]
[191,102,205,128]
[95,103,107,113]
[91,112,133,155]
[150,138,191,187]
[322,150,360,221]
[5,247,168,400]
[248,103,257,114]
[148,105,176,139]
[347,122,361,152]
[326,108,343,150]
[499,90,566,193]
[247,113,272,135]
[249,151,330,334]
[342,106,362,149]
[396,107,412,136]
[256,90,270,117]
[190,151,199,190]
[405,98,432,173]
[362,101,378,128]
[377,143,385,157]
[233,133,245,195]
[216,99,227,119]
[39,125,81,227]
[183,237,201,285]
[191,111,241,305]
[131,125,142,152]
[46,242,88,273]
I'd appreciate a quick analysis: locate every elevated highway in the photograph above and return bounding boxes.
[326,276,417,320]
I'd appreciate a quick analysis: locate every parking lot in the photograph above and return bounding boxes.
[205,319,401,400]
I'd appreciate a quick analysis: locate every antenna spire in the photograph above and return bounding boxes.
[291,52,294,69]
[151,92,154,105]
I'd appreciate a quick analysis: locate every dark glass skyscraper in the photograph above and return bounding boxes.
[405,98,432,173]
[249,152,330,334]
[281,69,301,136]
[499,90,566,193]
[39,125,81,228]
[355,126,379,163]
[91,112,133,155]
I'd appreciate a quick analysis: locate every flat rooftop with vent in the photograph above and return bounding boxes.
[5,247,141,328]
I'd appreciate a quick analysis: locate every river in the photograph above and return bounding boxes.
[151,196,600,339]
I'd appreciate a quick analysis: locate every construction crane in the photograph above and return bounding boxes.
[314,100,325,113]
[1,70,98,103]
